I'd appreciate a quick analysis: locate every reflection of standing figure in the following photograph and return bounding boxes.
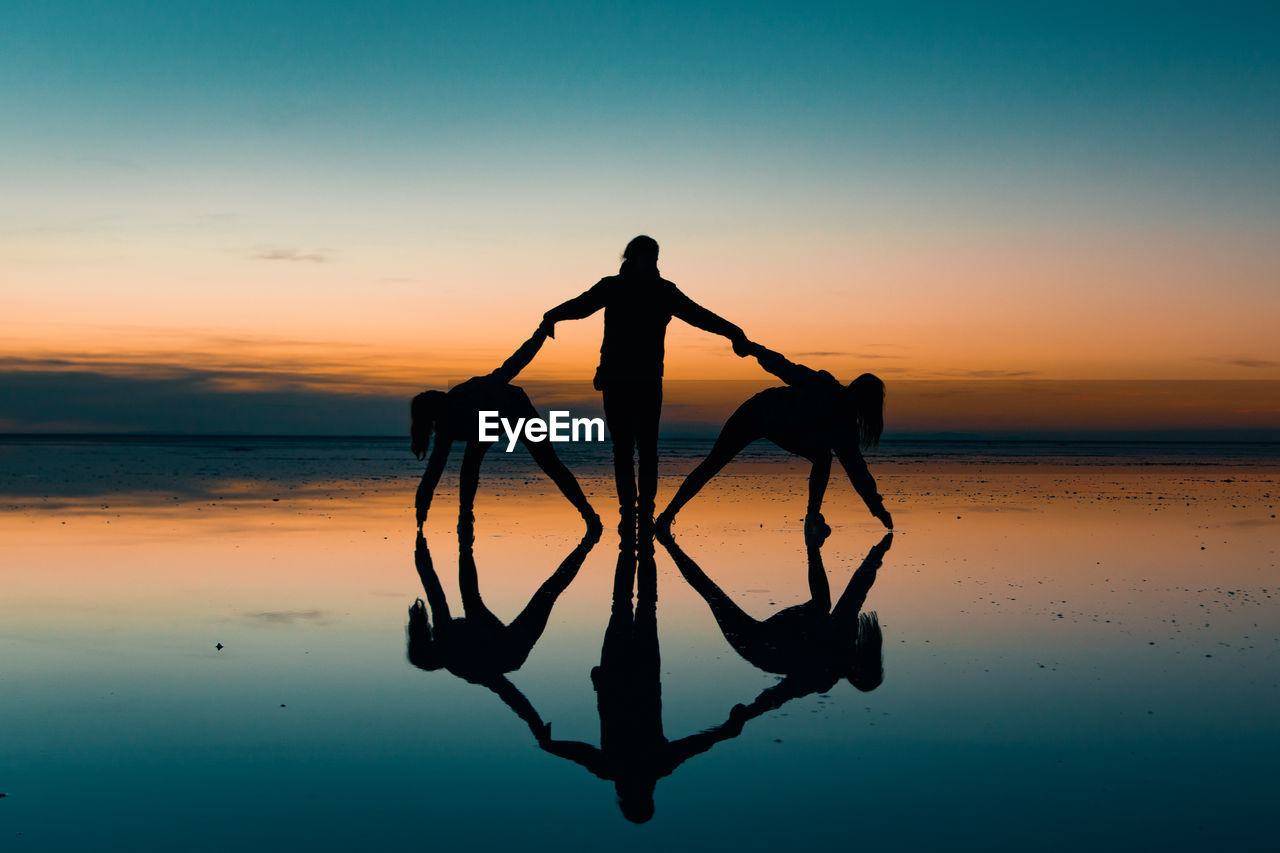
[411,328,600,532]
[540,236,749,532]
[660,530,890,716]
[406,529,599,736]
[537,541,745,823]
[658,344,892,537]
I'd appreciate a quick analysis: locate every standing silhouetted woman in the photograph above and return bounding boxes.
[657,344,893,536]
[541,236,748,532]
[411,327,600,532]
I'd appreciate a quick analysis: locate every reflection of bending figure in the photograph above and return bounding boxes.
[411,328,600,532]
[537,541,746,824]
[406,529,599,737]
[661,531,890,720]
[658,345,892,536]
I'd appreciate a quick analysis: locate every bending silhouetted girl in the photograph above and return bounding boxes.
[540,236,748,531]
[657,344,893,536]
[660,530,890,714]
[406,528,599,736]
[411,328,600,531]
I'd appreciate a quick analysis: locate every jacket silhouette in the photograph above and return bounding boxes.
[541,236,748,531]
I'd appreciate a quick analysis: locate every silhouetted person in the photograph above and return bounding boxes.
[411,327,600,533]
[657,344,892,537]
[536,539,746,823]
[660,529,890,720]
[540,236,749,533]
[406,527,600,737]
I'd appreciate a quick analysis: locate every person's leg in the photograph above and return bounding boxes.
[635,381,664,524]
[657,400,763,527]
[660,535,760,656]
[458,440,489,534]
[508,532,598,651]
[805,452,833,541]
[806,538,832,611]
[523,435,600,527]
[602,385,638,528]
[457,539,497,624]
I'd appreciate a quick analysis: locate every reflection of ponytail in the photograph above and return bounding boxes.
[848,611,883,692]
[410,390,447,461]
[849,373,885,450]
[406,599,443,671]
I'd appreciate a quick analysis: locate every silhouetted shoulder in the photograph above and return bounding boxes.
[813,370,841,389]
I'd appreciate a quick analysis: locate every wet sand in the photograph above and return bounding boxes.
[1,437,1277,850]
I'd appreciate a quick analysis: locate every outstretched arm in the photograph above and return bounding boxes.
[753,346,823,387]
[669,285,747,348]
[662,718,746,773]
[541,280,610,335]
[415,437,453,525]
[731,675,822,721]
[485,675,549,740]
[489,328,549,385]
[834,443,892,529]
[832,532,892,623]
[539,737,608,779]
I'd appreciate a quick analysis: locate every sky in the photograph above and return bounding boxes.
[3,1,1279,433]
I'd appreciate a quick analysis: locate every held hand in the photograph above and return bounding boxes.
[731,334,757,358]
[539,317,557,339]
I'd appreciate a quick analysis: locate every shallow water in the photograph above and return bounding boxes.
[1,437,1278,850]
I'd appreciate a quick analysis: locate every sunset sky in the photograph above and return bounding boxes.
[3,1,1278,433]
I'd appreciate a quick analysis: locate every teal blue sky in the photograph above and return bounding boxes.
[6,0,1277,221]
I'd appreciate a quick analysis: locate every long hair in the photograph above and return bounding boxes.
[846,611,884,692]
[410,390,448,461]
[847,373,885,450]
[406,599,443,671]
[619,234,659,278]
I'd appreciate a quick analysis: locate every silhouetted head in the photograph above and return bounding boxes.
[619,235,659,278]
[405,599,444,671]
[845,611,884,692]
[846,373,885,450]
[615,777,657,824]
[410,390,448,461]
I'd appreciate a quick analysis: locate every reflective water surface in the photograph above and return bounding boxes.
[1,437,1277,850]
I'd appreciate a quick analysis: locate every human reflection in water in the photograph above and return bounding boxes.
[405,527,599,736]
[659,530,890,719]
[411,327,601,533]
[537,539,747,823]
